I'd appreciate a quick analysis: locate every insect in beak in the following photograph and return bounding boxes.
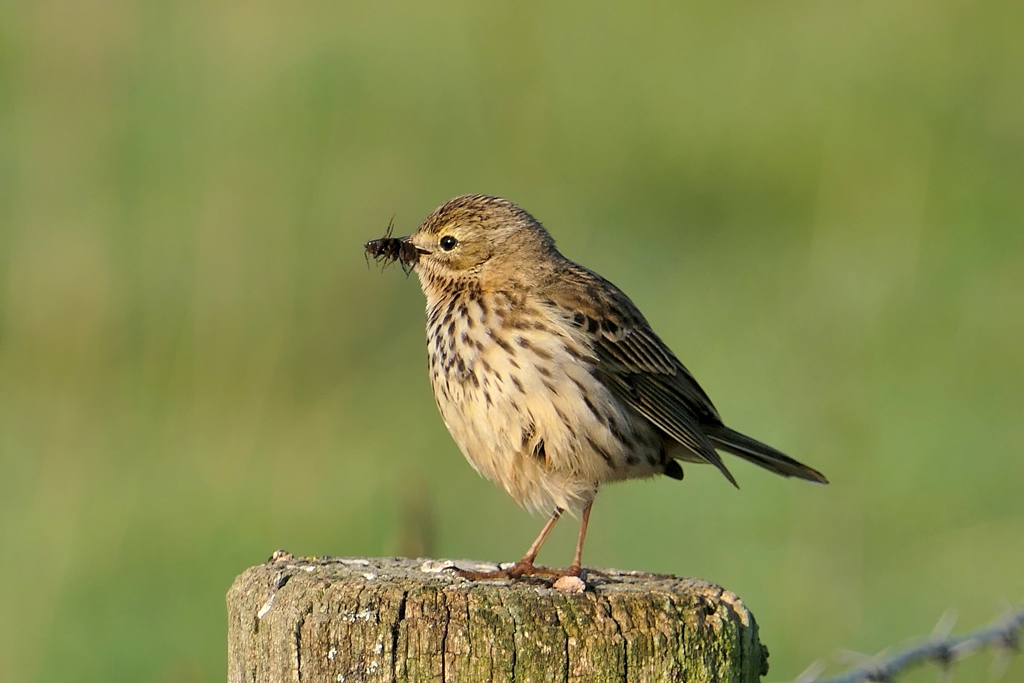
[365,219,428,274]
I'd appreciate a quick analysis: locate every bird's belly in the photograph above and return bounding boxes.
[428,325,664,514]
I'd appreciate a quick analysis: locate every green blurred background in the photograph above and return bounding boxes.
[1,0,1022,681]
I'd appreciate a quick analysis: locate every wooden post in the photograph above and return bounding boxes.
[227,554,769,682]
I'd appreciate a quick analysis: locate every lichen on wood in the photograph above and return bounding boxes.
[227,555,768,683]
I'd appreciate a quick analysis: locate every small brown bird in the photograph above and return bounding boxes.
[367,195,827,579]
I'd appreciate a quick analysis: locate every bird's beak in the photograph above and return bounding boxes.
[398,236,433,267]
[403,237,434,259]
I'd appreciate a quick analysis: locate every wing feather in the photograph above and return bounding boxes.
[543,264,738,486]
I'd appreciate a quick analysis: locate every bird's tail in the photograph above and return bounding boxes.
[707,426,829,484]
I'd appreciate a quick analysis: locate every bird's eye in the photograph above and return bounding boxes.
[439,235,459,251]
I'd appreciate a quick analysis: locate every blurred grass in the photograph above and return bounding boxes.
[1,0,1022,680]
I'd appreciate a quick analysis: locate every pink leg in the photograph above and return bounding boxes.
[567,500,592,577]
[519,508,562,565]
[455,504,598,581]
[456,508,564,580]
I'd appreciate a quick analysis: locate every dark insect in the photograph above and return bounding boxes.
[365,217,420,275]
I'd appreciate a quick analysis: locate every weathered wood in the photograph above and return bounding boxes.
[227,554,769,683]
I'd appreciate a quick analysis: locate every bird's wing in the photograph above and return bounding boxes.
[542,264,738,487]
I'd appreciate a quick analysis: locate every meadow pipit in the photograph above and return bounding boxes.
[367,195,827,579]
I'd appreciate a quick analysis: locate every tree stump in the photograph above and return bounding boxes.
[227,554,769,683]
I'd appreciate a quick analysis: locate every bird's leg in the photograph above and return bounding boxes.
[565,500,592,578]
[505,508,562,577]
[455,508,563,580]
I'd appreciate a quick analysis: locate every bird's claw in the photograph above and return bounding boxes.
[454,561,588,585]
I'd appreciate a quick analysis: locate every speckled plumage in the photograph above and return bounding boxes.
[371,194,827,578]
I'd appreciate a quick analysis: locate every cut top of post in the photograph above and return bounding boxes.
[227,555,769,683]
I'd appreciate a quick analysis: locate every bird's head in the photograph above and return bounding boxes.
[401,195,558,295]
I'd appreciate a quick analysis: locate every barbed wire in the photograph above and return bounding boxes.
[787,606,1024,683]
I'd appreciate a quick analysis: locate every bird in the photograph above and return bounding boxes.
[366,194,827,579]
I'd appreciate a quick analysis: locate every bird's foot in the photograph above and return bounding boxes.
[455,561,592,588]
[455,559,547,581]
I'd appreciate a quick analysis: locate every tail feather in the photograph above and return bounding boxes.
[707,426,829,484]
